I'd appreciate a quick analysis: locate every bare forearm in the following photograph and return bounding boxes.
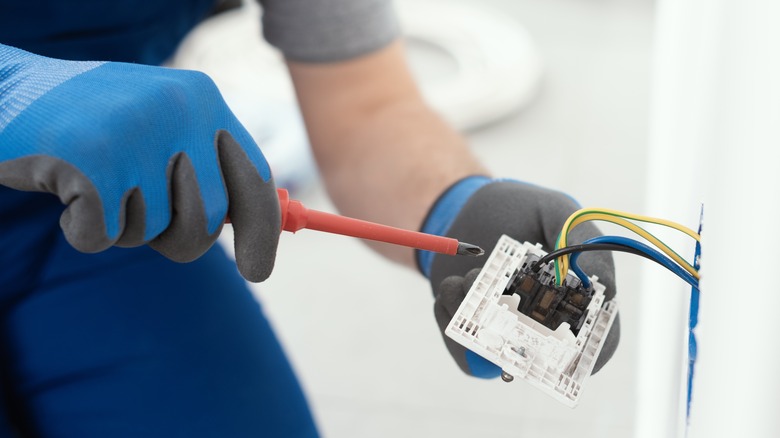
[316,98,487,266]
[287,42,488,267]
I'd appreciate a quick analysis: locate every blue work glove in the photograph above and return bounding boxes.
[418,176,619,378]
[0,44,279,282]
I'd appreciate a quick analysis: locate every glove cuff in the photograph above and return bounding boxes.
[416,175,492,277]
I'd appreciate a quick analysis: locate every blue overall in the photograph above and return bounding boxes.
[0,1,318,436]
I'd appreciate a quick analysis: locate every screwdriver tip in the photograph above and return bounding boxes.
[457,242,485,257]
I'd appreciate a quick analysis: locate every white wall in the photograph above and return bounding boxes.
[640,1,780,436]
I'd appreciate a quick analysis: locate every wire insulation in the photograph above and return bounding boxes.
[554,209,701,284]
[569,236,699,290]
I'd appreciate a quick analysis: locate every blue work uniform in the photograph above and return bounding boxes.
[0,0,398,436]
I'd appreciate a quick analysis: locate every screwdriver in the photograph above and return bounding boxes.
[266,188,484,257]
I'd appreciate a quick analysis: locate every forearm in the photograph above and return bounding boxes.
[287,41,488,267]
[314,97,488,266]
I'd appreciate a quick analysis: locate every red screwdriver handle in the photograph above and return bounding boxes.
[277,188,307,232]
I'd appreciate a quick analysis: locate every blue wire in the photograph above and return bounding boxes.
[570,260,592,288]
[570,236,699,290]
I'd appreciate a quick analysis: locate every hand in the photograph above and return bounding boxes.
[0,44,279,282]
[418,177,620,377]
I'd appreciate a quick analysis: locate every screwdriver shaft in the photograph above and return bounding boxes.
[277,189,482,257]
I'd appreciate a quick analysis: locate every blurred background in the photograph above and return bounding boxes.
[173,0,654,436]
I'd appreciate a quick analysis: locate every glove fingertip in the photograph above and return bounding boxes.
[231,193,280,283]
[217,130,281,283]
[437,276,468,314]
[235,245,277,283]
[60,200,114,254]
[463,268,481,289]
[437,275,462,295]
[148,225,221,263]
[433,297,454,330]
[148,153,223,262]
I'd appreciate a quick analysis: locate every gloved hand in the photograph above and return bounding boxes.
[0,44,279,282]
[418,176,619,378]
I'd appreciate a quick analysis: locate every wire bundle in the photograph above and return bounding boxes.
[536,209,701,290]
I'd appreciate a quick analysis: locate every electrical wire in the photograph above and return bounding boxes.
[534,242,663,288]
[555,214,696,284]
[557,212,699,280]
[569,236,699,290]
[554,209,701,284]
[533,243,654,273]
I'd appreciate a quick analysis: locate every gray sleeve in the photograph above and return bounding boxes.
[258,0,400,63]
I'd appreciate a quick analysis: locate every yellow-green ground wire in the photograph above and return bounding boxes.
[554,209,701,286]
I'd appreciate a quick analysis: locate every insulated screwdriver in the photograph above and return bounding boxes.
[229,188,484,257]
[277,188,483,257]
